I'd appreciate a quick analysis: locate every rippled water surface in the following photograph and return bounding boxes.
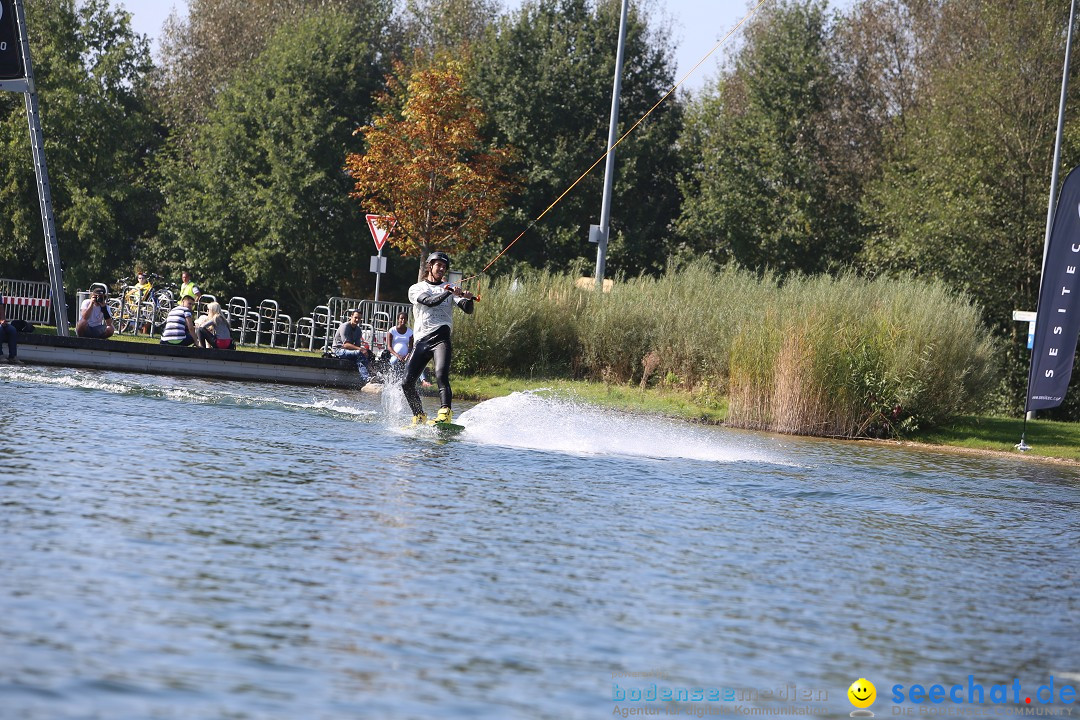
[2,365,1078,719]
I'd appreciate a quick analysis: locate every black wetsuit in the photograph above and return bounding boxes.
[402,283,473,416]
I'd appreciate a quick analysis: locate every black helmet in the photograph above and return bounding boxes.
[427,251,450,267]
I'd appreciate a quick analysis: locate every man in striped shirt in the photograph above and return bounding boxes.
[159,294,198,346]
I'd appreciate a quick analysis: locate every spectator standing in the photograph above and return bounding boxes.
[160,294,198,347]
[76,288,115,339]
[332,310,372,385]
[179,270,201,305]
[0,291,22,363]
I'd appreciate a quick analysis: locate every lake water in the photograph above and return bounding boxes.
[2,365,1078,720]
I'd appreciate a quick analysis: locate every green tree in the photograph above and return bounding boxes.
[156,0,396,139]
[857,0,1071,412]
[468,0,683,277]
[0,0,159,293]
[399,0,499,59]
[345,57,515,280]
[676,0,861,276]
[153,7,389,311]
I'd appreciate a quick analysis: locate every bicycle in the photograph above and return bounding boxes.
[113,273,177,335]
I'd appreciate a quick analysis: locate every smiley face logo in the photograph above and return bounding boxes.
[848,678,876,709]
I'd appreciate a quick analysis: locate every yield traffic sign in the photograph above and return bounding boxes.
[366,214,396,251]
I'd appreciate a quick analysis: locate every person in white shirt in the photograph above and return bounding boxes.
[401,251,475,425]
[385,311,414,380]
[75,288,114,339]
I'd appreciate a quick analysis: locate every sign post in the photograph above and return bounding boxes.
[1013,310,1037,350]
[365,214,396,302]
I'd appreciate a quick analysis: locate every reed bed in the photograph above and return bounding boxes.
[450,263,998,437]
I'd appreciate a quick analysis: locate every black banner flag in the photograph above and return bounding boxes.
[1026,164,1080,411]
[0,0,24,81]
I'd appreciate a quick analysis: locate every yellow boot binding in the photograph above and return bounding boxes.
[432,407,453,424]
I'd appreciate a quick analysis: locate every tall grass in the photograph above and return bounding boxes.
[450,263,998,437]
[726,274,998,436]
[451,271,585,377]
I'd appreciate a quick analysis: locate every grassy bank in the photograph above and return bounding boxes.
[906,415,1080,462]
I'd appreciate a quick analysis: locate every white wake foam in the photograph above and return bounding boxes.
[0,365,376,419]
[457,390,776,463]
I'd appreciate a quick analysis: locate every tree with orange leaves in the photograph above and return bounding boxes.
[345,57,514,280]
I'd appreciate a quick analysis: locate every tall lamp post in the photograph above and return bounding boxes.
[0,0,69,334]
[592,0,630,289]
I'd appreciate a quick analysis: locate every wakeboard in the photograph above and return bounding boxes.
[429,420,465,435]
[401,421,466,436]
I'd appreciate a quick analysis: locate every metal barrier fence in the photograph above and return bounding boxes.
[1,278,53,324]
[293,304,330,351]
[0,275,416,348]
[323,297,410,352]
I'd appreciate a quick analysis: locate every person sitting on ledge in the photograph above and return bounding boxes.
[196,301,234,349]
[76,288,114,339]
[331,309,372,386]
[159,294,197,347]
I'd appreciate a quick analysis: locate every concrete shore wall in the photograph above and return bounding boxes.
[14,333,371,390]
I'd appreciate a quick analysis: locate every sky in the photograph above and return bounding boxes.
[118,0,778,92]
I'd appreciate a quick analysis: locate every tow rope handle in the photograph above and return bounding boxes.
[445,283,481,302]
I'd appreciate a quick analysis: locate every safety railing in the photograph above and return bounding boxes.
[362,300,411,330]
[196,294,217,318]
[325,297,410,350]
[252,299,279,347]
[273,312,292,349]
[293,304,331,352]
[294,317,314,351]
[369,311,391,351]
[2,273,427,339]
[226,297,249,344]
[26,278,416,350]
[106,293,125,332]
[1,278,53,325]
